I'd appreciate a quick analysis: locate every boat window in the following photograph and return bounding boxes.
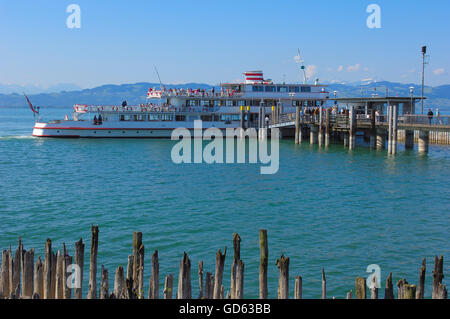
[301,86,311,93]
[148,114,159,121]
[200,115,212,122]
[289,86,300,93]
[252,86,264,92]
[175,115,186,121]
[277,86,288,92]
[214,100,221,107]
[232,114,240,121]
[265,86,275,92]
[162,114,173,121]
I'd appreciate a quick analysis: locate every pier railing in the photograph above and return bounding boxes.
[0,227,447,299]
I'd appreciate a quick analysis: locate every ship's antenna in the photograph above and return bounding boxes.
[154,66,163,90]
[296,48,307,84]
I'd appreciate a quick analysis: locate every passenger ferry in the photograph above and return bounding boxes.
[32,71,329,138]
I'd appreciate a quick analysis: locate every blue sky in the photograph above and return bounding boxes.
[1,0,449,89]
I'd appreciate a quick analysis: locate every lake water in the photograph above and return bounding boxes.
[0,107,449,298]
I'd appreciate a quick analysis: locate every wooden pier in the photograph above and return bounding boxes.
[0,227,447,299]
[266,97,450,154]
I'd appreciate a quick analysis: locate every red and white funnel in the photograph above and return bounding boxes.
[244,71,264,84]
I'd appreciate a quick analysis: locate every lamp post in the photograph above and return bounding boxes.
[421,46,427,114]
[409,86,414,115]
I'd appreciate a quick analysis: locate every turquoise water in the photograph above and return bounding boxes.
[0,107,449,299]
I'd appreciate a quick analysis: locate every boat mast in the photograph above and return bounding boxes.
[297,48,307,84]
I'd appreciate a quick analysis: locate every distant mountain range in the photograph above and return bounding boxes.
[1,81,450,113]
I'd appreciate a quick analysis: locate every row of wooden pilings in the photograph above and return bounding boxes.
[0,228,447,299]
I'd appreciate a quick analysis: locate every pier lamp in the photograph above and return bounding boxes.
[410,87,414,114]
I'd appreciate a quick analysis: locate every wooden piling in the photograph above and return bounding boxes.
[370,275,378,299]
[403,284,416,299]
[325,108,330,147]
[164,274,173,299]
[87,225,99,299]
[55,250,64,299]
[33,256,43,299]
[294,276,302,299]
[204,271,212,299]
[295,105,300,144]
[22,248,34,299]
[100,265,109,299]
[321,268,326,299]
[231,233,241,299]
[384,272,394,299]
[114,266,125,299]
[149,250,159,299]
[74,238,84,299]
[177,252,191,299]
[346,290,353,299]
[397,278,407,299]
[10,239,22,298]
[213,248,226,299]
[63,250,72,300]
[235,259,244,299]
[50,251,57,298]
[355,276,366,299]
[1,250,10,299]
[132,231,143,295]
[276,255,289,299]
[43,239,52,299]
[259,229,268,299]
[432,255,445,299]
[416,258,426,299]
[198,261,204,299]
[126,255,133,284]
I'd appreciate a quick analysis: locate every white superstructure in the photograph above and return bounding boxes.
[32,71,329,138]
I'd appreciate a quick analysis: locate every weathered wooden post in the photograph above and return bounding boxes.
[432,255,445,299]
[276,255,289,299]
[213,248,226,299]
[177,252,191,299]
[397,278,407,299]
[114,266,125,299]
[43,239,52,299]
[33,256,43,298]
[10,239,22,298]
[198,261,204,299]
[22,248,34,299]
[132,232,144,296]
[321,268,326,299]
[126,255,133,285]
[62,250,72,300]
[403,284,416,299]
[235,260,244,299]
[164,274,174,299]
[55,250,64,299]
[416,258,426,299]
[259,229,268,299]
[87,225,99,299]
[204,272,212,299]
[355,276,366,299]
[370,275,378,299]
[384,273,394,299]
[149,250,159,299]
[1,250,10,298]
[100,265,109,299]
[231,233,241,299]
[74,238,84,299]
[294,276,302,299]
[346,290,353,299]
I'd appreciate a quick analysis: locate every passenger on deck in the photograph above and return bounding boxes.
[98,114,103,125]
[93,115,98,125]
[427,109,434,124]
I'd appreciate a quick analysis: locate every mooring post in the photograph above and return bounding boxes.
[432,255,445,299]
[213,248,226,299]
[87,225,99,299]
[33,256,43,299]
[355,276,366,299]
[231,233,241,299]
[177,252,191,299]
[164,274,174,299]
[416,258,426,299]
[295,105,300,144]
[114,266,125,299]
[74,238,84,299]
[149,250,159,299]
[276,255,289,299]
[22,248,34,299]
[43,239,52,299]
[321,268,326,299]
[100,265,109,299]
[294,276,302,299]
[198,261,203,299]
[259,229,268,299]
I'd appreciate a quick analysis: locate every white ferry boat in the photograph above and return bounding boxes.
[32,71,329,138]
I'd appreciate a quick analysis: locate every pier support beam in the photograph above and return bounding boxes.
[418,130,429,154]
[295,105,300,144]
[392,104,398,155]
[405,130,414,150]
[310,125,318,145]
[376,128,386,150]
[349,105,356,150]
[369,110,376,150]
[325,108,330,147]
[343,132,349,148]
[318,106,323,147]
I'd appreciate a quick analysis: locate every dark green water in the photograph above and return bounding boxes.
[0,107,449,298]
